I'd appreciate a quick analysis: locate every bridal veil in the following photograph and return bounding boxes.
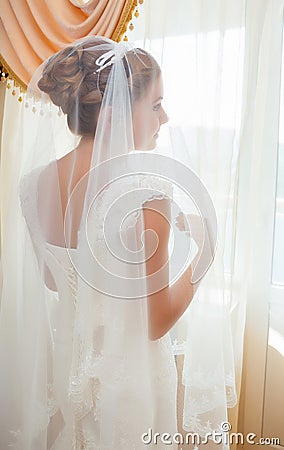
[0,36,235,449]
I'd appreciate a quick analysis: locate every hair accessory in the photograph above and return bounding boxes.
[95,41,132,73]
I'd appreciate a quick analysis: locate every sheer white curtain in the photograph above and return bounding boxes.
[129,0,284,443]
[1,0,283,447]
[232,0,283,439]
[0,83,24,302]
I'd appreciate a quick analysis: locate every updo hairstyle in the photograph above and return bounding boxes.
[37,37,161,137]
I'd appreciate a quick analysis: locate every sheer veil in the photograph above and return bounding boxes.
[0,36,235,449]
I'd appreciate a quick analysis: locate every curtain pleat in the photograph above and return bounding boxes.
[0,0,139,87]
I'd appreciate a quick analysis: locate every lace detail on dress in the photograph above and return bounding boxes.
[182,366,235,392]
[183,414,229,437]
[182,365,237,440]
[91,174,173,242]
[19,169,177,449]
[172,338,187,355]
[66,265,78,304]
[47,383,58,417]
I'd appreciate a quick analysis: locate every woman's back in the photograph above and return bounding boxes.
[37,142,93,249]
[32,153,179,450]
[2,36,191,450]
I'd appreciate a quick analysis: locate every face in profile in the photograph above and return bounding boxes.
[132,76,169,151]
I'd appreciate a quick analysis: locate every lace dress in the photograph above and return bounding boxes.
[21,170,178,450]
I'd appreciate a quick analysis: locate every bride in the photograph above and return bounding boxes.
[0,36,213,449]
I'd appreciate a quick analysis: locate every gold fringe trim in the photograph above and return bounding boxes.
[0,0,144,92]
[0,54,27,92]
[112,0,138,42]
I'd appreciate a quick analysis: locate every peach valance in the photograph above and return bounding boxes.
[0,0,141,89]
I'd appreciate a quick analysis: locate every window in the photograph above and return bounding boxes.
[134,30,244,275]
[272,26,284,286]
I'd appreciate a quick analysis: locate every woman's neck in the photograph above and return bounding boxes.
[74,136,95,171]
[77,136,94,154]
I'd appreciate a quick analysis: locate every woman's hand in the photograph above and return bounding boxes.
[175,212,216,270]
[175,212,204,245]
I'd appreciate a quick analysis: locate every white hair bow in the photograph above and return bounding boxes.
[95,41,132,73]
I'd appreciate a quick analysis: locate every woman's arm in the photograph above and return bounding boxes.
[143,199,202,341]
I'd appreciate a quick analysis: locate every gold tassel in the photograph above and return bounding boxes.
[1,70,6,83]
[18,86,24,102]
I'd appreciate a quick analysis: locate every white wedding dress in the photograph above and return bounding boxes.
[19,167,178,450]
